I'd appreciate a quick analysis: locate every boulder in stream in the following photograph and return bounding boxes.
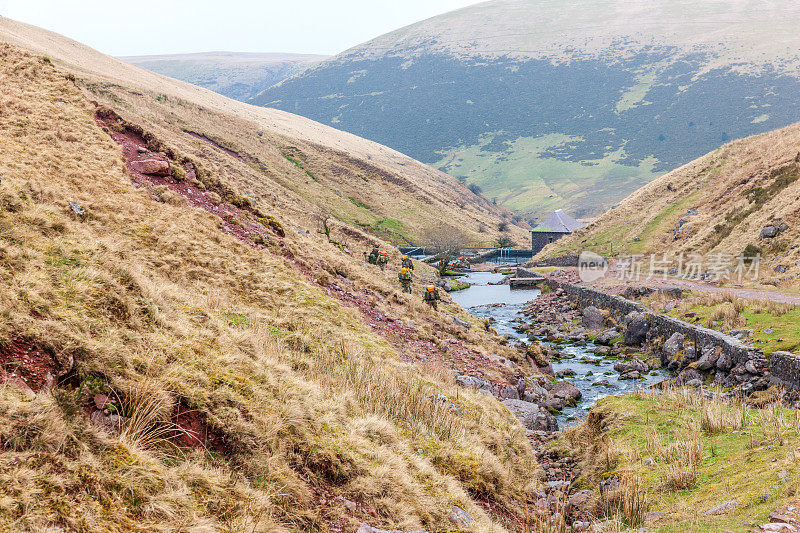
[552,381,582,406]
[595,328,619,345]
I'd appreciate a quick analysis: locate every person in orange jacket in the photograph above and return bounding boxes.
[423,285,441,310]
[377,250,389,270]
[398,267,413,293]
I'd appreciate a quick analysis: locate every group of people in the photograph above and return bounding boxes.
[365,246,442,309]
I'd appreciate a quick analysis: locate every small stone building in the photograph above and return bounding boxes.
[531,209,585,254]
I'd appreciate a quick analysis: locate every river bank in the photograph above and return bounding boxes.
[451,270,669,429]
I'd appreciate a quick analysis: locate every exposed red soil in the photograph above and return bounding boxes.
[94,109,528,529]
[309,484,382,533]
[0,337,55,392]
[95,111,280,249]
[171,402,228,455]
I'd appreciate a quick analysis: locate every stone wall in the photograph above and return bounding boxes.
[530,255,579,267]
[770,351,800,390]
[547,278,800,390]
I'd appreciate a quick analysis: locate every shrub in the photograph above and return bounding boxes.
[170,163,186,181]
[743,244,761,261]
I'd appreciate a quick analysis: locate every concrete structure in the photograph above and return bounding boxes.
[531,210,585,254]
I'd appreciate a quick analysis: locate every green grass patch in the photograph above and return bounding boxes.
[282,153,320,183]
[434,132,659,218]
[447,280,471,291]
[586,394,800,532]
[666,299,800,354]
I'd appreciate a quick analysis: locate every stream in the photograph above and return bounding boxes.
[450,270,667,427]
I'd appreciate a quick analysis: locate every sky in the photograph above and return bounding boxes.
[0,0,481,57]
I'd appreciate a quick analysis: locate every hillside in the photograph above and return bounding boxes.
[0,18,544,533]
[123,52,327,101]
[0,15,528,248]
[251,0,800,220]
[543,119,800,288]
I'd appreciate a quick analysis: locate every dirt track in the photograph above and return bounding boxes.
[551,267,800,305]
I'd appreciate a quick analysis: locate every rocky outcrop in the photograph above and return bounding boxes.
[581,306,603,329]
[131,159,170,176]
[623,311,649,345]
[502,399,558,432]
[455,374,491,392]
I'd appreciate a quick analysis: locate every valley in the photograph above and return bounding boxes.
[251,0,800,220]
[4,3,800,533]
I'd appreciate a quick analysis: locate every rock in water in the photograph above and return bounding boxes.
[551,381,582,405]
[614,358,648,374]
[596,328,619,345]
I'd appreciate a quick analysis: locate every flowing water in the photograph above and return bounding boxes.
[451,270,667,427]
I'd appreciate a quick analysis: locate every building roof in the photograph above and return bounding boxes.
[531,209,585,233]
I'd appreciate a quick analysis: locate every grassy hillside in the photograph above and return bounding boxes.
[0,27,542,533]
[122,52,327,101]
[543,119,800,288]
[251,0,800,220]
[0,16,528,248]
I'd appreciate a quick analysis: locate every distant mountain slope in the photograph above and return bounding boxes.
[251,0,800,220]
[123,51,326,101]
[0,15,527,246]
[544,120,800,288]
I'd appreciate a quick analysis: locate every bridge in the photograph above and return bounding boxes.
[397,246,534,264]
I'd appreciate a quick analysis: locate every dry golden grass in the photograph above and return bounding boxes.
[0,16,529,248]
[0,44,538,532]
[599,475,648,528]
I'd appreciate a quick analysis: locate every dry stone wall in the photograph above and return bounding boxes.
[547,279,800,390]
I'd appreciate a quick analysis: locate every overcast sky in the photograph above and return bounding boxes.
[1,0,481,56]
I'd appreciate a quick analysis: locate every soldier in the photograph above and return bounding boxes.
[398,267,413,293]
[401,254,414,270]
[423,285,441,310]
[367,246,379,265]
[377,250,389,270]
